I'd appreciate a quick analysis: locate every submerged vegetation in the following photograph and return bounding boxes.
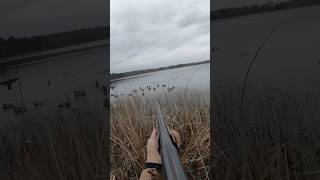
[213,86,320,179]
[110,90,210,179]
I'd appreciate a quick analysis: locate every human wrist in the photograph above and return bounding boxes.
[144,162,162,171]
[146,153,161,164]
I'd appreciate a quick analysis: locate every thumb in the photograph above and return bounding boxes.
[150,128,158,140]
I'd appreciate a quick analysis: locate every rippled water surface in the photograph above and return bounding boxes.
[111,63,210,100]
[213,5,320,93]
[0,48,108,121]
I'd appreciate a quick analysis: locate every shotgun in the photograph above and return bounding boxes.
[154,102,188,180]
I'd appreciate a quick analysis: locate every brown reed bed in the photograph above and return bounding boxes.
[0,103,108,180]
[213,86,320,180]
[110,90,210,179]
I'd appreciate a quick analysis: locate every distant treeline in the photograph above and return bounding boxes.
[212,0,320,20]
[111,60,210,80]
[0,26,109,59]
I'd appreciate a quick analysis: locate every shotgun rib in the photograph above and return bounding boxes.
[155,102,188,180]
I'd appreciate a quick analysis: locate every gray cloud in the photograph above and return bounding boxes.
[0,0,108,38]
[111,0,210,73]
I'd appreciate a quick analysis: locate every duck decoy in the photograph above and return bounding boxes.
[95,80,100,87]
[62,72,69,77]
[14,106,26,115]
[102,85,107,95]
[103,98,109,109]
[3,103,14,111]
[73,90,86,98]
[58,102,70,109]
[34,102,44,107]
[64,102,70,108]
[0,78,19,90]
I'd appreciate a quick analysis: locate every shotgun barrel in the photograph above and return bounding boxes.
[155,102,188,180]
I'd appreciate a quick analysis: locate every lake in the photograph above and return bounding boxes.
[212,5,320,94]
[110,63,210,101]
[0,46,108,122]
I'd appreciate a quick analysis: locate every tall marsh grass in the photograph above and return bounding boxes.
[0,104,108,180]
[110,90,210,179]
[213,87,320,180]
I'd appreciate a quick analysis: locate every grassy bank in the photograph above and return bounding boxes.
[110,90,210,179]
[213,87,320,179]
[0,105,108,180]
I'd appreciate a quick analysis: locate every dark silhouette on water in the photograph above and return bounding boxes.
[14,106,26,115]
[109,82,178,99]
[102,85,108,95]
[73,90,86,99]
[62,72,69,78]
[34,102,44,107]
[2,103,14,111]
[95,80,100,87]
[103,98,109,109]
[0,78,19,90]
[58,102,70,109]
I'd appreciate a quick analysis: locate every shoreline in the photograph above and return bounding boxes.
[111,61,210,82]
[212,2,320,21]
[110,72,153,83]
[0,40,108,71]
[111,62,209,83]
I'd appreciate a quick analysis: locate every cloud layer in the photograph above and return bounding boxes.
[111,0,210,73]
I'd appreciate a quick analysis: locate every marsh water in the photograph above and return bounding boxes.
[0,45,209,122]
[213,5,320,94]
[110,63,210,101]
[2,5,319,120]
[0,47,108,122]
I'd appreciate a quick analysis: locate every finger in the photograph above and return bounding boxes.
[150,128,158,140]
[170,129,181,146]
[169,131,177,145]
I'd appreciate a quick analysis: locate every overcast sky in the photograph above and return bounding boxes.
[0,0,108,38]
[110,0,210,73]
